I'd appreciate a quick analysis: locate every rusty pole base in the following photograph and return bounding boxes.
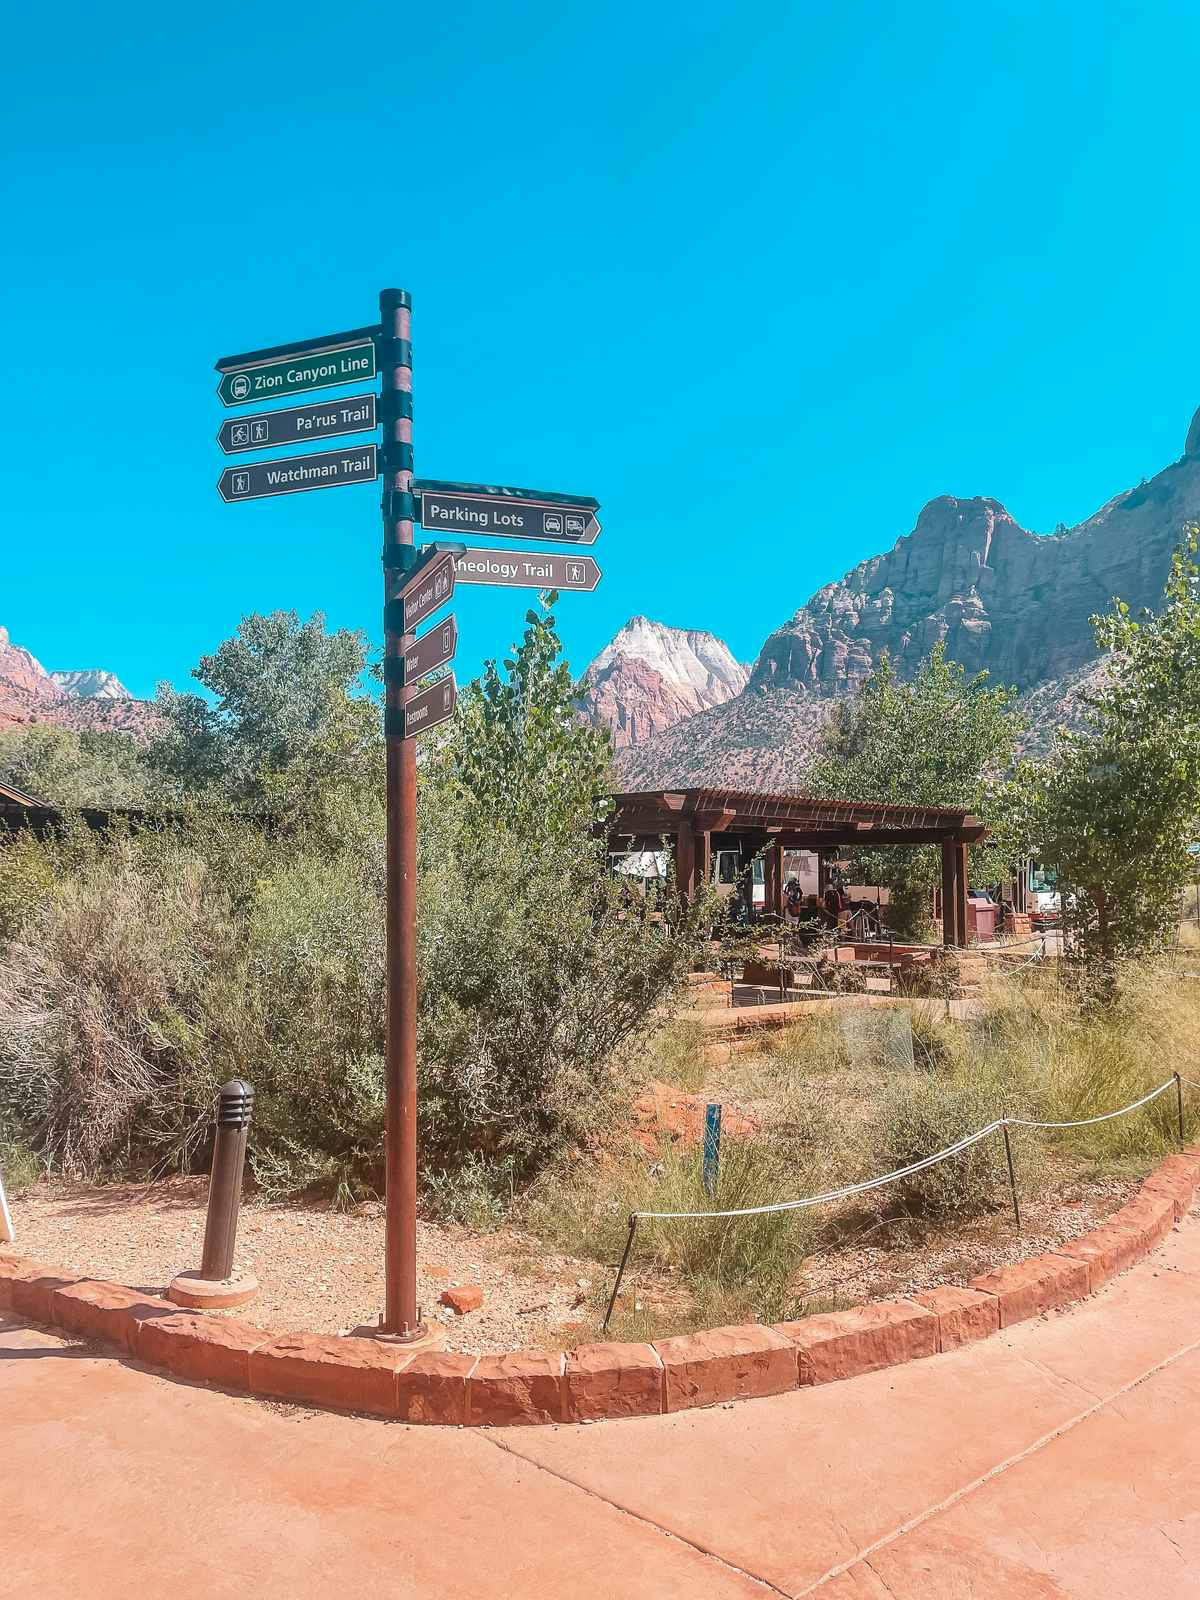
[364,1318,446,1353]
[167,1269,259,1311]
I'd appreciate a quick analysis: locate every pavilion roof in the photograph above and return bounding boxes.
[607,787,985,845]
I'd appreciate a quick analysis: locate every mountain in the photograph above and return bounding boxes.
[49,669,133,701]
[0,627,157,739]
[578,617,749,749]
[610,403,1200,790]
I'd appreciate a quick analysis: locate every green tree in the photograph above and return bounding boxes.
[808,644,1025,935]
[447,601,613,837]
[1018,529,1200,976]
[0,725,151,808]
[147,610,381,810]
[414,598,716,1207]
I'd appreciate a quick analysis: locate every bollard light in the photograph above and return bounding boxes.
[168,1079,258,1310]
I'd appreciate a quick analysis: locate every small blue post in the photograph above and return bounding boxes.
[703,1103,722,1196]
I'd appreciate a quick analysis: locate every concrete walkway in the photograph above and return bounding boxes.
[5,1216,1200,1597]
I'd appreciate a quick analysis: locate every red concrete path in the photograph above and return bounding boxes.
[5,1216,1200,1597]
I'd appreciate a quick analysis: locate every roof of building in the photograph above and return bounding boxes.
[608,787,985,844]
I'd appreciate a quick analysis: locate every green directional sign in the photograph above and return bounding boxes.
[217,340,377,407]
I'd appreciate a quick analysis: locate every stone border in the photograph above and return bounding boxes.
[3,1148,1198,1426]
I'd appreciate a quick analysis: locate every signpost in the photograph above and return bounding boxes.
[416,481,601,545]
[402,674,457,738]
[217,334,377,407]
[404,615,457,684]
[214,290,602,1343]
[217,445,377,502]
[454,548,602,591]
[217,394,376,454]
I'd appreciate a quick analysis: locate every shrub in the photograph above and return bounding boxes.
[875,1065,1012,1219]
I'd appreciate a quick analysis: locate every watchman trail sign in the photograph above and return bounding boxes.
[416,480,601,546]
[218,394,376,454]
[217,444,377,502]
[455,548,602,591]
[217,336,377,406]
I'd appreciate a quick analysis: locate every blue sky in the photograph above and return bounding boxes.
[3,1,1198,698]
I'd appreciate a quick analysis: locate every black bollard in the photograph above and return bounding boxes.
[200,1080,254,1281]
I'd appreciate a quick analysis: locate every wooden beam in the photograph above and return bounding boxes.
[955,842,969,949]
[941,840,957,948]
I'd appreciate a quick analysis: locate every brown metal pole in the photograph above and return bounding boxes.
[380,287,424,1340]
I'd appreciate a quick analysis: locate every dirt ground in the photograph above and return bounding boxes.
[6,1178,599,1354]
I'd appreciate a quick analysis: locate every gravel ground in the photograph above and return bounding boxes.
[6,1179,599,1355]
[7,1165,1148,1353]
[797,1173,1144,1309]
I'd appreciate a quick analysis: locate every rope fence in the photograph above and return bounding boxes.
[603,1072,1190,1329]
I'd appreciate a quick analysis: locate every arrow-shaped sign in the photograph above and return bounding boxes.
[403,615,457,684]
[217,445,377,502]
[394,547,457,631]
[453,548,602,592]
[217,394,376,454]
[402,674,457,739]
[216,330,377,407]
[414,480,601,545]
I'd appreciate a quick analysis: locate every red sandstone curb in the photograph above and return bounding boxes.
[3,1147,1199,1427]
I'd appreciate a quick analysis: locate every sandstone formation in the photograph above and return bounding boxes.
[0,626,156,738]
[614,404,1200,790]
[49,669,133,701]
[579,617,749,749]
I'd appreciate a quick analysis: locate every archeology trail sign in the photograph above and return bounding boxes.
[416,482,601,545]
[454,548,602,591]
[217,444,377,502]
[217,394,376,454]
[402,674,456,738]
[217,338,377,406]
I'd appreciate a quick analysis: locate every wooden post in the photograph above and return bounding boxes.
[955,842,969,948]
[765,841,784,917]
[940,840,957,948]
[695,829,712,895]
[675,821,696,903]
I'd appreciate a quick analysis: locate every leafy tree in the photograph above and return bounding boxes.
[147,610,381,810]
[808,644,1025,935]
[0,725,151,808]
[446,601,613,837]
[415,597,716,1207]
[1018,528,1200,977]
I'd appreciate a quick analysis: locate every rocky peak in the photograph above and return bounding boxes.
[0,625,55,701]
[579,618,749,749]
[49,669,133,701]
[750,443,1200,697]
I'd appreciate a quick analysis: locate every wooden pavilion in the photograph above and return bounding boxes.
[606,788,987,948]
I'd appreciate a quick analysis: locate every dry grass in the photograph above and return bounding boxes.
[526,956,1200,1338]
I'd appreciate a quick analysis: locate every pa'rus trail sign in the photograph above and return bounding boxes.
[454,548,602,591]
[213,292,602,1344]
[415,480,601,545]
[216,327,378,407]
[217,445,377,502]
[217,394,376,454]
